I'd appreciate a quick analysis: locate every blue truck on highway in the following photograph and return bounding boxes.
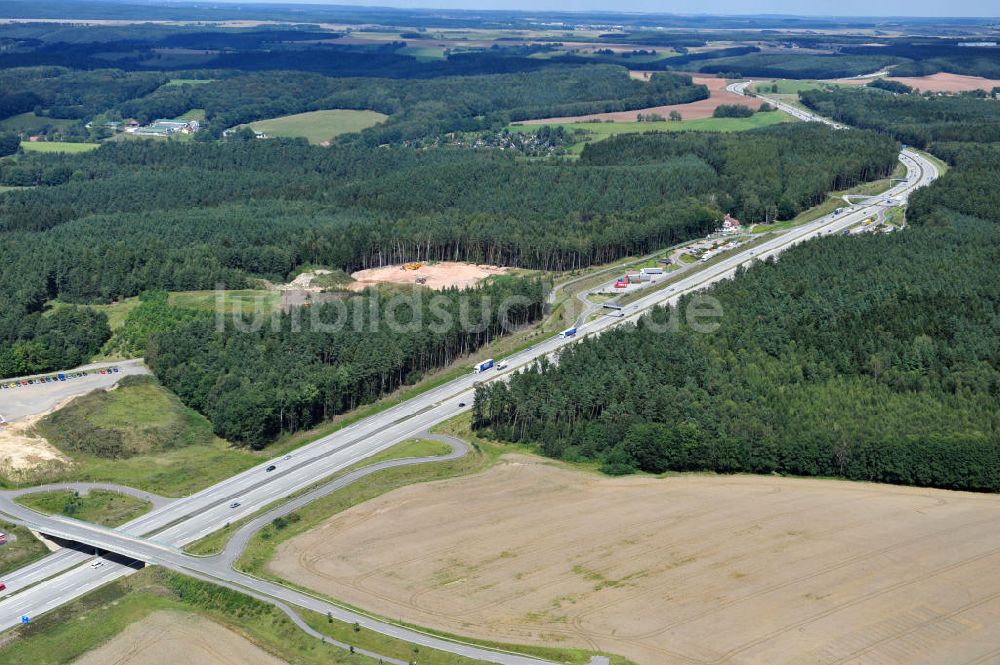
[559,327,577,338]
[473,359,494,373]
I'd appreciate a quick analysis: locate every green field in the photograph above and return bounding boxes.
[28,375,260,496]
[45,289,277,334]
[241,109,389,144]
[752,79,848,95]
[45,297,139,331]
[16,490,151,527]
[162,78,216,87]
[0,112,76,134]
[175,108,207,122]
[511,111,791,154]
[20,141,100,154]
[168,289,279,314]
[397,45,447,61]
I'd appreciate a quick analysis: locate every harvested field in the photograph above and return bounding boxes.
[349,261,507,291]
[271,454,1000,665]
[881,73,1000,92]
[72,610,287,665]
[522,76,753,124]
[832,72,1000,92]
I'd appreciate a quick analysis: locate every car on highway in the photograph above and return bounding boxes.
[0,583,6,592]
[90,560,104,569]
[230,501,241,509]
[265,464,276,472]
[458,402,466,407]
[283,454,292,460]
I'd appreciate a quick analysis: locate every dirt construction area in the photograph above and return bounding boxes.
[270,454,1000,665]
[349,261,507,290]
[73,610,287,665]
[521,76,753,124]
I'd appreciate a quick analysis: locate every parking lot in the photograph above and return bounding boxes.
[0,359,149,423]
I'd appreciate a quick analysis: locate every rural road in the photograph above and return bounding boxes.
[0,88,937,665]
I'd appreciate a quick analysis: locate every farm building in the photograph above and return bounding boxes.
[131,119,200,136]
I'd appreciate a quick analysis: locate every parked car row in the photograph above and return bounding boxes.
[1,366,120,390]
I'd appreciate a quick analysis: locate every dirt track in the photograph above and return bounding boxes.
[521,76,753,124]
[270,454,1000,665]
[72,610,287,665]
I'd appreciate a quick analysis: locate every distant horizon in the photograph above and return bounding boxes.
[35,0,997,20]
[186,0,999,19]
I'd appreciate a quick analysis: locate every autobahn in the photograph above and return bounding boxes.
[0,96,938,662]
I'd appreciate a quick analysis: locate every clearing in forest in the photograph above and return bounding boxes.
[522,76,755,123]
[240,109,388,144]
[349,262,508,290]
[270,453,1000,665]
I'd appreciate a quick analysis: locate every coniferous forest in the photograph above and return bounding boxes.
[0,120,897,380]
[475,86,1000,491]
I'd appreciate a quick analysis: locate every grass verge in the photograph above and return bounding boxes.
[21,376,260,497]
[15,490,151,527]
[0,521,48,577]
[912,147,949,175]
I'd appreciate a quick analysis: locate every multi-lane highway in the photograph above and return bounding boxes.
[0,89,938,663]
